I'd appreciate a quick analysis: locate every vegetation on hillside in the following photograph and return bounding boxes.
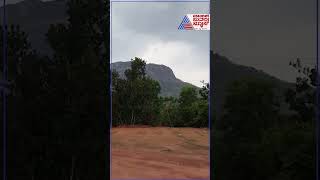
[212,57,316,180]
[111,57,209,128]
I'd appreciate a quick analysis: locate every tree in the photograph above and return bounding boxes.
[189,99,208,127]
[179,86,198,106]
[213,78,281,180]
[111,60,209,128]
[42,0,108,178]
[212,59,316,180]
[158,96,179,127]
[286,58,316,122]
[3,1,109,179]
[199,80,209,100]
[174,86,198,127]
[0,24,54,179]
[219,78,279,138]
[111,57,161,126]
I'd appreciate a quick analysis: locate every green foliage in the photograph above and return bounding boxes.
[218,78,279,138]
[286,58,316,122]
[179,86,198,105]
[199,80,209,100]
[263,122,315,180]
[112,57,161,126]
[1,24,52,179]
[112,64,209,128]
[175,86,198,126]
[213,72,315,180]
[188,99,209,127]
[124,57,147,80]
[158,96,180,127]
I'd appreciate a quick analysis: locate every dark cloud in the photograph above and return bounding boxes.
[4,0,313,83]
[211,0,317,82]
[112,2,210,86]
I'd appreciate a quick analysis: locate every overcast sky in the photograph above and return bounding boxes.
[2,0,318,84]
[212,0,317,83]
[113,0,317,87]
[111,2,210,87]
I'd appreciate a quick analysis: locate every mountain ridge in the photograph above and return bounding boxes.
[211,53,293,118]
[112,61,199,97]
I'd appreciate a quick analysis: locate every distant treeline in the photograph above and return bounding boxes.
[112,57,209,128]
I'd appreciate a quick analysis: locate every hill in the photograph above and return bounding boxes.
[1,0,67,56]
[112,61,198,97]
[211,52,293,118]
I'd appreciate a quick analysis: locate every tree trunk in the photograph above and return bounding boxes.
[131,110,134,126]
[70,156,75,180]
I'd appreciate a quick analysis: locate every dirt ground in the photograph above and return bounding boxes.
[111,127,209,179]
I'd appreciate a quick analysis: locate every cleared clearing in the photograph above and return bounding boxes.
[111,127,209,179]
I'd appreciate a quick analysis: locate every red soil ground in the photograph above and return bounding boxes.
[111,127,209,179]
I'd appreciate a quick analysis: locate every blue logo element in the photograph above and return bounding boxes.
[178,15,193,30]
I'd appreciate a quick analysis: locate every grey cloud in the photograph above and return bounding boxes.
[212,0,316,82]
[112,2,210,87]
[112,2,209,43]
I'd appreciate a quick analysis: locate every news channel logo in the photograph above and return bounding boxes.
[178,14,210,31]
